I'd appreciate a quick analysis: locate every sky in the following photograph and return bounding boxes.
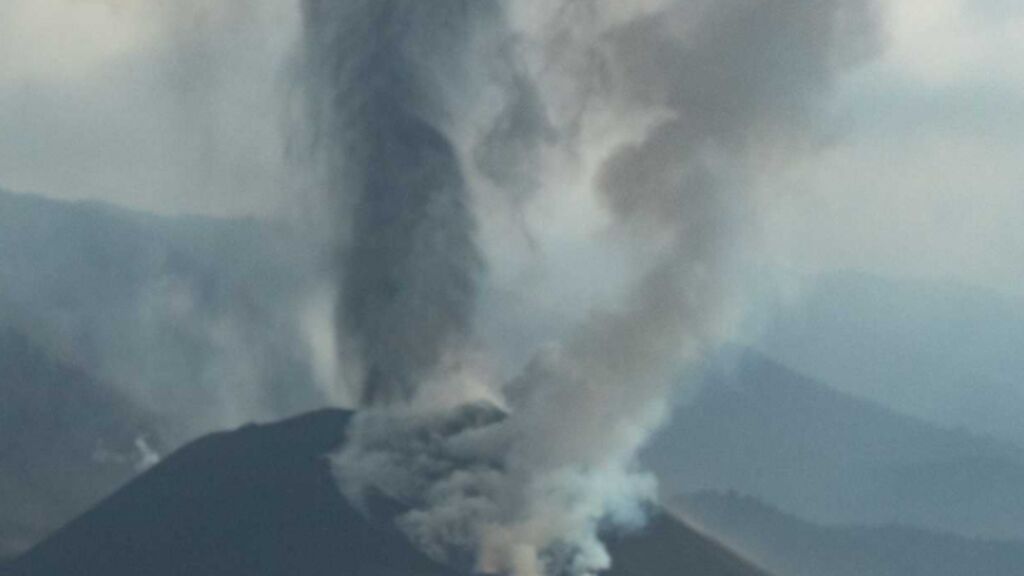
[761,0,1024,296]
[0,0,300,217]
[0,0,1022,296]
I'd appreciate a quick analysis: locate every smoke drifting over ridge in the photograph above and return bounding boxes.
[301,1,878,575]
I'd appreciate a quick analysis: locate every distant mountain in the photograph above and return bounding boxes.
[0,188,325,443]
[643,348,1024,539]
[0,329,159,557]
[753,271,1024,445]
[0,188,338,555]
[4,409,770,576]
[672,490,1024,576]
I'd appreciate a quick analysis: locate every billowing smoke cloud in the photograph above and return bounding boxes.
[302,1,878,575]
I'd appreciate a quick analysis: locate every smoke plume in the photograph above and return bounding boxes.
[301,1,507,405]
[301,1,878,575]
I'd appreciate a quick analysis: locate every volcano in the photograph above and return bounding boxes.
[3,409,769,576]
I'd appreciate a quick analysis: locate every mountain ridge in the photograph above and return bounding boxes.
[754,270,1024,445]
[644,348,1024,539]
[672,490,1024,576]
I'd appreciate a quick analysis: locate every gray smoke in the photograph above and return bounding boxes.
[302,0,503,404]
[301,1,879,575]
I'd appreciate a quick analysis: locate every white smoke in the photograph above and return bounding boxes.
[307,1,880,575]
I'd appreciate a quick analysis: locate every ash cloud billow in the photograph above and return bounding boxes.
[299,1,879,575]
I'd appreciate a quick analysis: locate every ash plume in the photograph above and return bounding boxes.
[302,0,497,405]
[300,1,879,575]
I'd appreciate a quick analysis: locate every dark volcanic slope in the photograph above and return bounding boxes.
[6,409,769,576]
[4,410,451,576]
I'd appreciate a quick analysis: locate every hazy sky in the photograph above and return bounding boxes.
[762,0,1024,296]
[0,0,299,216]
[1,0,1022,295]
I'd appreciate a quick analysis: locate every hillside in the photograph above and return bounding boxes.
[643,349,1024,539]
[673,490,1024,576]
[754,271,1024,445]
[0,329,158,557]
[4,409,770,576]
[0,188,324,443]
